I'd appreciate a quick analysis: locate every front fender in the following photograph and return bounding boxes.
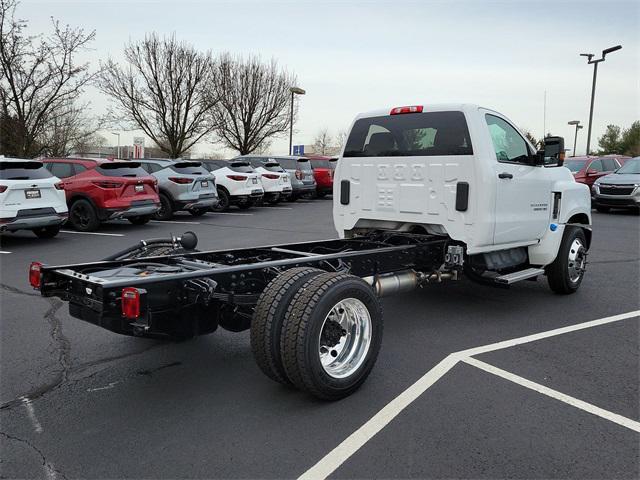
[555,180,592,225]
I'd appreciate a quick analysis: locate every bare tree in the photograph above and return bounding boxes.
[99,34,216,159]
[38,102,102,156]
[0,0,97,157]
[335,129,348,150]
[313,127,333,155]
[210,54,296,155]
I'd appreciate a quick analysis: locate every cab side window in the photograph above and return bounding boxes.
[485,114,530,164]
[602,158,618,171]
[588,160,604,172]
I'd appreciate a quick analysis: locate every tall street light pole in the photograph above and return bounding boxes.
[111,132,121,159]
[289,87,306,155]
[580,44,622,155]
[567,120,583,157]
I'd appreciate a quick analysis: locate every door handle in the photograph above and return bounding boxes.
[498,172,513,179]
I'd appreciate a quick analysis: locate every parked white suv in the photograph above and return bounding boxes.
[198,159,264,211]
[0,158,68,238]
[245,158,291,204]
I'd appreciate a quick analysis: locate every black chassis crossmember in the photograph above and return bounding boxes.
[38,232,450,339]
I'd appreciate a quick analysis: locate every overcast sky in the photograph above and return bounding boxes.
[22,0,640,157]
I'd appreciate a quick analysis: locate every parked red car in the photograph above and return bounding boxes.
[563,155,623,188]
[308,155,336,197]
[43,158,160,231]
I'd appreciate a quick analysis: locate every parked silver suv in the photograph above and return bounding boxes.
[137,159,218,220]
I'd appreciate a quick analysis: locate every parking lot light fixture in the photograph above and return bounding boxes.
[289,87,306,155]
[111,132,121,159]
[568,120,583,157]
[581,45,622,155]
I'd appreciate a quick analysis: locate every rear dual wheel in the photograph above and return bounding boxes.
[251,270,383,400]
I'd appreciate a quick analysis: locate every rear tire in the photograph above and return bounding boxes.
[546,226,588,295]
[128,215,151,225]
[69,199,100,232]
[286,195,297,203]
[154,194,174,220]
[33,225,60,239]
[316,191,327,198]
[280,272,383,400]
[238,200,254,210]
[250,267,324,386]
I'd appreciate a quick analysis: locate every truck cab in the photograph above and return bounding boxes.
[333,104,591,269]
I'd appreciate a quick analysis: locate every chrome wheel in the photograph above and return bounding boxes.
[567,238,586,283]
[318,298,372,379]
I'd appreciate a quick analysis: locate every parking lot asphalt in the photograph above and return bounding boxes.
[1,199,638,479]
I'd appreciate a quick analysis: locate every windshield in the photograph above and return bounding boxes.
[344,111,473,157]
[0,161,53,180]
[564,159,586,173]
[616,158,640,174]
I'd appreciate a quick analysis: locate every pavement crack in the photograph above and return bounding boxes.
[0,283,41,297]
[137,361,182,376]
[0,431,67,480]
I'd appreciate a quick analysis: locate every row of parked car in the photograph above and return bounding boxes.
[0,155,337,237]
[563,154,640,213]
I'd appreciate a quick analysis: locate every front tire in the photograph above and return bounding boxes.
[154,194,174,221]
[32,225,60,238]
[546,226,588,294]
[213,189,230,212]
[280,272,383,400]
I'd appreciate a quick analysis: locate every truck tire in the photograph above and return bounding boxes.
[69,199,100,232]
[280,272,383,400]
[251,267,324,385]
[546,226,588,295]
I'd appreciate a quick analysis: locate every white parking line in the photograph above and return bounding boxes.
[462,357,640,433]
[150,220,201,225]
[254,206,293,210]
[20,396,43,433]
[60,230,124,237]
[0,250,11,254]
[298,310,640,480]
[209,212,253,216]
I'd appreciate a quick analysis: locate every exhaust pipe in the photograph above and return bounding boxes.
[363,270,458,297]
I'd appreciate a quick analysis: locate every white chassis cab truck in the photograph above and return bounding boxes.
[31,104,591,400]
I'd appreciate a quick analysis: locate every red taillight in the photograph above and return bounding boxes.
[168,177,193,184]
[226,175,247,181]
[92,181,123,188]
[29,262,42,289]
[262,174,279,180]
[121,287,140,319]
[295,170,303,180]
[0,185,7,193]
[390,105,423,115]
[54,182,64,190]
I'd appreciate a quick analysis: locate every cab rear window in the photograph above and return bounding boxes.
[344,111,473,157]
[229,162,254,173]
[0,161,53,180]
[96,162,148,177]
[169,162,206,175]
